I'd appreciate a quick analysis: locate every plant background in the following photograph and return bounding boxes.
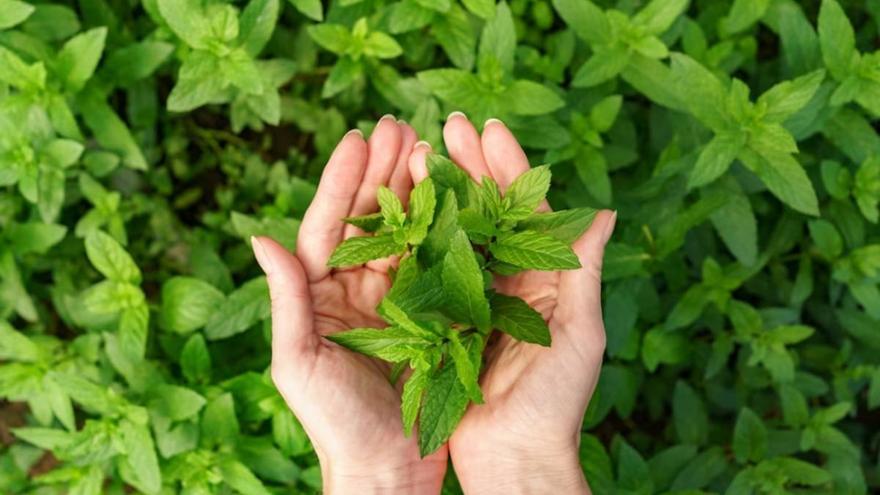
[1,0,879,493]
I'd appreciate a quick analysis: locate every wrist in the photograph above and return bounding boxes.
[321,458,446,495]
[452,443,588,495]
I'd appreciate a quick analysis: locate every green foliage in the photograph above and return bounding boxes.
[1,0,879,493]
[327,164,587,454]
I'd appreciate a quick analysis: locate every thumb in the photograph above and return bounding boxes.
[554,210,616,343]
[251,236,318,373]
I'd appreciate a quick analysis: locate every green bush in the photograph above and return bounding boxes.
[0,0,879,493]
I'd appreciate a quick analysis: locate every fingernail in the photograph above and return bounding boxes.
[344,129,363,138]
[379,114,396,122]
[414,140,432,150]
[251,236,273,273]
[484,118,504,128]
[397,118,407,125]
[601,211,617,245]
[447,111,467,121]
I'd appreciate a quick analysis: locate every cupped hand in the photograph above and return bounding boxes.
[251,116,446,494]
[409,114,616,495]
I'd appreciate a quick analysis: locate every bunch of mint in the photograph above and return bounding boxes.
[326,154,596,456]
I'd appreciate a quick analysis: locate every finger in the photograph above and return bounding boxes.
[408,140,432,184]
[444,111,491,181]
[553,210,617,353]
[252,236,319,376]
[389,121,417,204]
[482,118,551,211]
[344,115,403,239]
[480,118,530,191]
[297,130,368,281]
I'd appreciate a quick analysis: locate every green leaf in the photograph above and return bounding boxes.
[327,234,405,267]
[441,230,491,331]
[447,332,483,403]
[689,132,746,188]
[461,0,494,19]
[55,27,107,92]
[307,24,352,54]
[401,368,427,436]
[818,0,857,80]
[325,327,432,361]
[180,333,212,384]
[79,95,148,170]
[322,56,362,98]
[156,0,210,49]
[503,165,551,221]
[219,459,271,495]
[478,0,515,73]
[407,178,436,245]
[0,0,35,29]
[364,31,403,59]
[85,230,141,283]
[149,385,206,421]
[670,53,728,131]
[7,222,67,255]
[239,0,280,57]
[673,381,708,445]
[377,298,439,341]
[490,231,581,270]
[732,408,767,463]
[506,80,565,116]
[289,0,322,21]
[757,69,825,123]
[418,363,469,456]
[201,393,240,447]
[572,47,630,88]
[118,420,161,494]
[738,148,818,216]
[490,293,551,345]
[633,0,690,35]
[378,185,406,228]
[205,277,270,340]
[104,41,174,86]
[552,0,612,45]
[160,277,226,334]
[343,212,384,232]
[808,219,843,259]
[516,208,596,244]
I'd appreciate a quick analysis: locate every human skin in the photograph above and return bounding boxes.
[252,113,615,494]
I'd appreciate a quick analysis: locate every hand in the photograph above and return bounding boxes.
[409,114,616,495]
[251,116,446,494]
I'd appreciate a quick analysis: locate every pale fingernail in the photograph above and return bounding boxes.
[484,118,504,128]
[601,211,617,245]
[447,110,467,121]
[397,118,407,125]
[251,236,273,273]
[344,129,363,138]
[414,140,432,150]
[379,114,396,122]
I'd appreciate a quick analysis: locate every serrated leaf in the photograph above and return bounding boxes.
[343,212,384,232]
[418,363,469,457]
[447,332,483,403]
[327,234,405,267]
[407,178,436,245]
[490,293,551,345]
[325,326,432,362]
[490,231,581,270]
[401,368,427,436]
[85,230,141,283]
[503,165,551,221]
[441,230,491,331]
[516,208,597,244]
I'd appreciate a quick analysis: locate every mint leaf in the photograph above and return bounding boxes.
[516,208,597,244]
[326,327,432,362]
[343,212,384,232]
[818,0,857,80]
[490,293,551,346]
[689,132,747,188]
[490,231,581,270]
[407,178,436,244]
[447,332,483,403]
[205,277,270,340]
[502,165,551,221]
[757,69,825,123]
[441,230,491,331]
[418,363,470,457]
[85,230,141,283]
[378,186,405,228]
[401,368,428,437]
[420,189,460,266]
[327,234,406,267]
[377,299,440,341]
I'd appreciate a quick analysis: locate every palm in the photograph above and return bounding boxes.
[407,114,612,474]
[256,118,448,484]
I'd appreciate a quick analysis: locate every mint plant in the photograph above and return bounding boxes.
[326,154,594,455]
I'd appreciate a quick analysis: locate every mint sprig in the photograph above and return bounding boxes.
[326,153,595,456]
